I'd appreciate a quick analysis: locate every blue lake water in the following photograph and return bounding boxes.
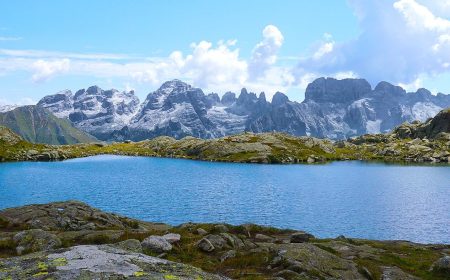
[0,155,449,244]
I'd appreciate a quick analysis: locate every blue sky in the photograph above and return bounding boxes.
[1,0,450,104]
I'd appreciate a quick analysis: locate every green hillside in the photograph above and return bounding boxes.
[0,106,96,145]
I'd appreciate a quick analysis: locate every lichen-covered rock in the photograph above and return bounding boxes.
[0,244,229,279]
[141,236,172,253]
[13,229,61,255]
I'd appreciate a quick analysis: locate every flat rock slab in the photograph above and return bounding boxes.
[0,244,229,279]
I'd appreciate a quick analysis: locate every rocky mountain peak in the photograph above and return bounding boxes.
[416,88,431,96]
[158,79,191,95]
[221,92,237,105]
[86,85,102,95]
[272,92,289,107]
[236,88,257,106]
[258,92,267,102]
[305,77,372,104]
[373,81,406,96]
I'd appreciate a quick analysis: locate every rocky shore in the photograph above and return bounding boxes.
[1,116,449,165]
[0,201,448,279]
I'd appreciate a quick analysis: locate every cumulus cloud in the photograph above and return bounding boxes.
[177,40,248,88]
[295,0,450,86]
[31,59,70,82]
[248,25,284,80]
[0,25,283,95]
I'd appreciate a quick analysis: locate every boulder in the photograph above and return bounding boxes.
[255,233,274,243]
[197,234,227,252]
[162,233,181,244]
[13,229,61,255]
[290,231,314,243]
[196,228,208,236]
[220,233,245,249]
[431,255,450,273]
[214,224,229,233]
[141,236,172,253]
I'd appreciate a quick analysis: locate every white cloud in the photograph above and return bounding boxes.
[0,25,294,99]
[416,0,450,17]
[31,59,70,82]
[398,77,424,91]
[248,25,284,79]
[294,0,450,89]
[178,40,248,88]
[394,0,450,31]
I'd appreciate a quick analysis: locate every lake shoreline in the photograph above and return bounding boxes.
[0,200,449,279]
[2,128,450,165]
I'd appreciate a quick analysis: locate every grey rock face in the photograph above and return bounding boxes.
[305,77,372,103]
[37,78,450,141]
[37,86,140,140]
[0,244,229,279]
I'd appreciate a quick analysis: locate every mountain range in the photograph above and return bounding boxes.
[0,106,96,145]
[1,77,449,144]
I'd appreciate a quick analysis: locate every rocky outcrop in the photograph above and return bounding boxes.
[13,229,62,255]
[0,201,447,280]
[0,200,165,231]
[0,245,228,279]
[392,108,450,139]
[0,126,22,145]
[35,78,450,141]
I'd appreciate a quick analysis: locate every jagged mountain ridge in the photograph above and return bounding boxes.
[37,86,140,140]
[36,78,450,141]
